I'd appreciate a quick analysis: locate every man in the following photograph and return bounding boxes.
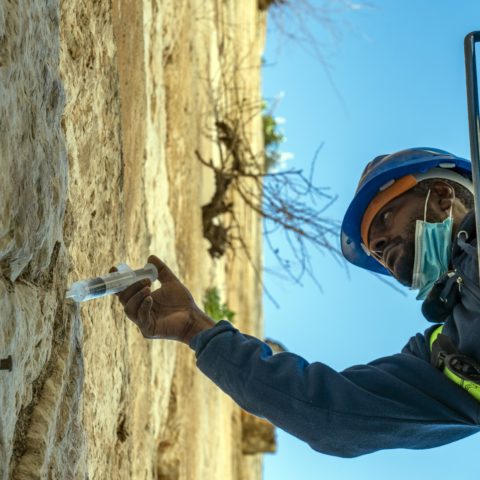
[110,147,480,457]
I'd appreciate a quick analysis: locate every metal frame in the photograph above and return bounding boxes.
[464,31,480,278]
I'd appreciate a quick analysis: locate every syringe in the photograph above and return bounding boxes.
[65,262,158,303]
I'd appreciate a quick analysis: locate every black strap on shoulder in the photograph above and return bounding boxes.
[430,333,458,369]
[431,332,480,384]
[446,354,480,382]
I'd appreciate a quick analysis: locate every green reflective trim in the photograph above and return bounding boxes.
[444,367,480,401]
[429,325,444,350]
[429,324,480,401]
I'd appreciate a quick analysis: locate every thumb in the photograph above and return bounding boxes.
[147,255,180,284]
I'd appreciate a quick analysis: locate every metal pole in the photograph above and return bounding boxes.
[464,31,480,280]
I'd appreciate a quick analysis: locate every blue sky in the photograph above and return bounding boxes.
[261,1,480,479]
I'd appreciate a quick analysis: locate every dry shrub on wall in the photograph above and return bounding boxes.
[196,43,343,309]
[191,0,378,309]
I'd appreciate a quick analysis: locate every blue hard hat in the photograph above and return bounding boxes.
[341,147,473,276]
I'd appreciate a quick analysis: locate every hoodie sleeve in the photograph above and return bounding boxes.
[189,321,480,458]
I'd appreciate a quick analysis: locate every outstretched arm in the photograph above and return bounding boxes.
[190,321,480,457]
[110,255,480,457]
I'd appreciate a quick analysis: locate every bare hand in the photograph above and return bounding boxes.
[109,255,215,344]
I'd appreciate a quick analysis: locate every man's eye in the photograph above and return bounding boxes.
[381,211,391,224]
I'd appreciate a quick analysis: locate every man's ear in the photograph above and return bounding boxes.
[432,180,455,212]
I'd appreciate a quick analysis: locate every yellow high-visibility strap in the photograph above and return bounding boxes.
[429,325,443,350]
[429,325,480,401]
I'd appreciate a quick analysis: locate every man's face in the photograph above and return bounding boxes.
[367,180,469,286]
[367,189,430,286]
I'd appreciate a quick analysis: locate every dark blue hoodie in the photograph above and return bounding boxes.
[189,211,480,458]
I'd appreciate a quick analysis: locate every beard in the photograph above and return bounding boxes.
[392,239,415,286]
[383,217,418,286]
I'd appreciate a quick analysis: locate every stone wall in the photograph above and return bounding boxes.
[0,0,269,478]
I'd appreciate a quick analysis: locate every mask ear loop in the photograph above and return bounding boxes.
[423,189,431,222]
[424,186,455,221]
[449,189,455,219]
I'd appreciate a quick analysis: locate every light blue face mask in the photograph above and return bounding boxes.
[411,189,454,300]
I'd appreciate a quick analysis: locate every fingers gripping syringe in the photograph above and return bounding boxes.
[65,262,158,303]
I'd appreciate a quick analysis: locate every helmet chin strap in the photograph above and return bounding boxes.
[369,248,392,273]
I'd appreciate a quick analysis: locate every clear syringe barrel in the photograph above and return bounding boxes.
[65,262,158,303]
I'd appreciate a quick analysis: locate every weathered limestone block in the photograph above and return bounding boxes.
[11,304,86,480]
[0,0,67,284]
[1,0,268,478]
[60,0,178,477]
[0,1,81,478]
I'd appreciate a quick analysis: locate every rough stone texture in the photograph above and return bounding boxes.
[0,0,269,479]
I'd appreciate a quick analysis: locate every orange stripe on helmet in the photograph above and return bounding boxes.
[361,174,418,250]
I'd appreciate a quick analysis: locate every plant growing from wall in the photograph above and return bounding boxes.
[262,100,285,173]
[203,287,236,323]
